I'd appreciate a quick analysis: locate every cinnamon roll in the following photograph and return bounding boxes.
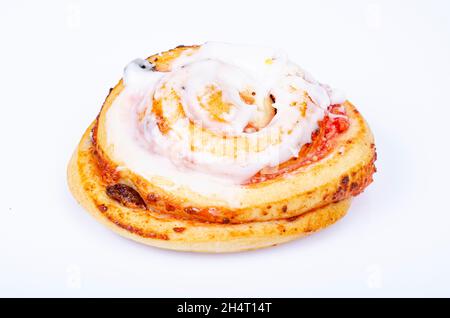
[67,42,376,252]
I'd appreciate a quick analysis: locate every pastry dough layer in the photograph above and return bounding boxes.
[68,125,350,252]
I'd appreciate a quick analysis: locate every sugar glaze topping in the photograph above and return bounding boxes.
[105,42,346,205]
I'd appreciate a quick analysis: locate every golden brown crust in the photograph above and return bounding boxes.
[67,124,351,252]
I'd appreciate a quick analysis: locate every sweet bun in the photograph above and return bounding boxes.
[67,43,376,252]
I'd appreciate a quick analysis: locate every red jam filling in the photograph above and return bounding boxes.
[246,105,350,184]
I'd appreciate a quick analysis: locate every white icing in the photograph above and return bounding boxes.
[105,42,346,205]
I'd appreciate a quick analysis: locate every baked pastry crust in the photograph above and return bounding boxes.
[68,126,351,252]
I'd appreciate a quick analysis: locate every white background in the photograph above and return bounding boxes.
[1,0,449,297]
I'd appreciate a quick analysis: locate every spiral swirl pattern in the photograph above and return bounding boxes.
[106,42,346,186]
